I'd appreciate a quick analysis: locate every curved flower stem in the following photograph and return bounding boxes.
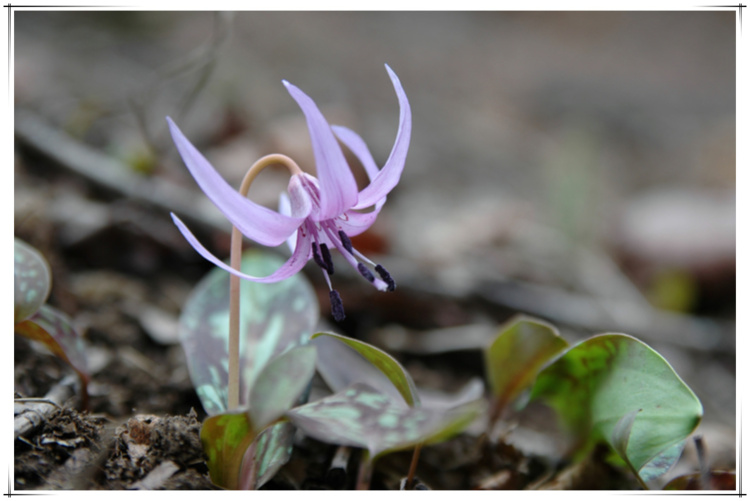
[228,153,303,411]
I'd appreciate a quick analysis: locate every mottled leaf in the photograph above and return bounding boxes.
[248,346,317,430]
[640,440,686,482]
[286,383,484,459]
[15,304,88,382]
[14,238,52,323]
[484,315,568,418]
[530,334,702,483]
[200,411,256,489]
[314,334,483,410]
[178,248,319,416]
[241,421,296,489]
[312,332,420,407]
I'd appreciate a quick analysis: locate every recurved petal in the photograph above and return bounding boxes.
[332,125,381,182]
[352,65,411,210]
[336,209,382,237]
[171,213,313,283]
[167,117,306,247]
[278,192,298,253]
[283,81,358,221]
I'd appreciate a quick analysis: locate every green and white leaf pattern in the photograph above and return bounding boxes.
[179,249,319,416]
[286,383,484,460]
[14,238,52,323]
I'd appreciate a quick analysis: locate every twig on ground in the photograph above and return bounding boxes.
[14,374,78,439]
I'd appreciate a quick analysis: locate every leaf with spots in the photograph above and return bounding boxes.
[201,411,256,489]
[484,315,568,421]
[530,334,703,483]
[312,332,420,407]
[14,304,89,408]
[14,238,52,323]
[178,248,319,416]
[200,345,316,489]
[286,383,484,459]
[180,249,318,489]
[248,345,317,430]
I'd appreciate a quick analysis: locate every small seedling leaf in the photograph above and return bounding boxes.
[200,411,256,489]
[14,238,52,323]
[484,315,568,417]
[248,345,317,430]
[178,249,319,416]
[286,383,484,459]
[530,333,702,483]
[312,332,420,407]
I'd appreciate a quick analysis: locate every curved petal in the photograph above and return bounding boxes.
[351,65,411,210]
[171,213,312,283]
[167,117,307,247]
[283,81,358,220]
[336,209,382,237]
[332,125,381,182]
[278,192,297,253]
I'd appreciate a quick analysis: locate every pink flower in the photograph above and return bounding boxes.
[169,64,411,321]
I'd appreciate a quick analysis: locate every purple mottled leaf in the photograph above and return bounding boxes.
[312,332,419,407]
[14,238,52,323]
[286,383,484,460]
[14,304,89,408]
[178,249,319,416]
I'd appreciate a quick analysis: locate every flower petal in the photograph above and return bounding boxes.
[333,125,387,214]
[336,209,381,237]
[283,81,358,220]
[171,213,312,283]
[351,65,411,210]
[278,192,297,253]
[167,117,307,247]
[331,125,381,182]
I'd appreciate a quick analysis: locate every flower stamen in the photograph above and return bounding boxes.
[338,230,354,254]
[329,290,345,322]
[357,263,375,283]
[319,243,334,275]
[375,264,396,291]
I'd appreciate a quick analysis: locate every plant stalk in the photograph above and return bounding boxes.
[405,443,422,489]
[227,154,303,411]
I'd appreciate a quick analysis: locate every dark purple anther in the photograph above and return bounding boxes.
[330,290,345,322]
[320,243,334,275]
[375,264,396,291]
[357,263,375,283]
[312,243,327,271]
[338,230,354,254]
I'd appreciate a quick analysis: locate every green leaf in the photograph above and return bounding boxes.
[248,346,317,430]
[286,383,484,460]
[14,238,52,323]
[200,411,256,489]
[530,333,703,482]
[484,315,568,416]
[15,304,89,383]
[312,332,420,407]
[178,248,319,416]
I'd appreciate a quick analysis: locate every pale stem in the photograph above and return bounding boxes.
[405,443,422,489]
[228,153,303,411]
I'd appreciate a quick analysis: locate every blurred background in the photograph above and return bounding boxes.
[14,10,736,483]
